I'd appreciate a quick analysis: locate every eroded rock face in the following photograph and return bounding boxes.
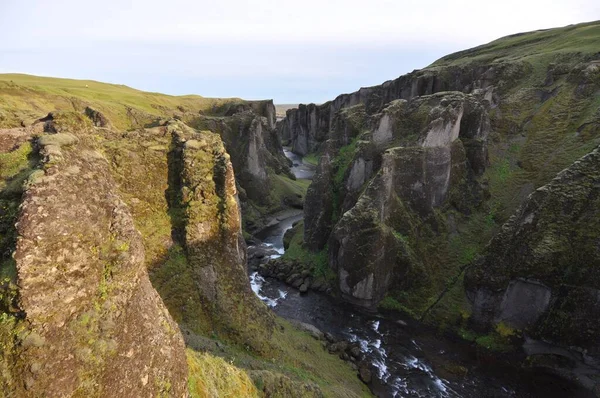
[278,103,329,155]
[304,141,336,251]
[309,92,489,306]
[465,145,600,391]
[84,106,111,128]
[278,63,514,156]
[196,108,290,207]
[9,131,187,397]
[169,122,275,352]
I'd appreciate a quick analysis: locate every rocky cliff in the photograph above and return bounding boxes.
[192,100,291,204]
[323,92,488,307]
[0,83,371,397]
[0,75,299,238]
[283,21,600,325]
[465,145,600,392]
[0,118,188,396]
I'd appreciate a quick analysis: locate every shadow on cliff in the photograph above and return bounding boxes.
[146,133,275,355]
[0,138,39,315]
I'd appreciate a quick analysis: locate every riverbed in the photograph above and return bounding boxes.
[248,149,592,398]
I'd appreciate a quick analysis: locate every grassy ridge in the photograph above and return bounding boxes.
[432,20,600,67]
[415,21,600,333]
[185,318,371,398]
[0,73,242,129]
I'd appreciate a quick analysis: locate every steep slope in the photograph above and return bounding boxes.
[465,145,600,391]
[0,103,371,396]
[0,74,303,238]
[280,21,600,326]
[0,118,188,396]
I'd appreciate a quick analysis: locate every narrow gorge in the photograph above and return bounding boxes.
[0,19,599,398]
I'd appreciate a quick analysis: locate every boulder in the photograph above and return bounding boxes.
[358,365,372,384]
[289,320,324,340]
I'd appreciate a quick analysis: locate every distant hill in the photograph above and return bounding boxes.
[275,104,298,119]
[0,73,244,130]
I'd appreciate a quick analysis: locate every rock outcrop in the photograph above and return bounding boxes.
[277,63,512,156]
[167,121,275,352]
[1,129,188,396]
[283,22,600,319]
[325,93,487,307]
[465,145,600,391]
[195,100,290,206]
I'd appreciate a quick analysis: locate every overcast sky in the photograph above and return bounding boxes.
[1,1,599,103]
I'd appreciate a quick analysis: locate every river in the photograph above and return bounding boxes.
[247,148,592,398]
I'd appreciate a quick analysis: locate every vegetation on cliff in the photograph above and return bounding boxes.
[280,22,600,391]
[0,80,371,396]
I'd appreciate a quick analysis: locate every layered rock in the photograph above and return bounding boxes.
[465,145,600,391]
[277,63,515,156]
[2,130,187,396]
[326,93,487,306]
[167,121,275,352]
[194,103,292,219]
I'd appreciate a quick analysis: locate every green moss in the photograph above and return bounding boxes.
[0,143,33,182]
[474,334,514,353]
[330,138,360,223]
[378,296,404,311]
[0,312,24,394]
[0,73,244,130]
[281,222,335,282]
[185,317,371,398]
[0,142,38,287]
[150,245,211,332]
[50,112,93,133]
[495,322,517,338]
[187,349,259,398]
[303,153,320,166]
[333,139,358,187]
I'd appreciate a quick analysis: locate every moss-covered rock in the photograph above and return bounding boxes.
[284,22,600,328]
[465,145,600,392]
[1,128,188,396]
[167,121,275,353]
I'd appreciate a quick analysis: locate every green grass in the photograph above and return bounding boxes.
[186,318,371,398]
[187,349,259,398]
[271,174,312,199]
[303,153,320,166]
[281,222,335,282]
[431,20,600,67]
[378,296,404,312]
[0,73,244,130]
[0,143,33,183]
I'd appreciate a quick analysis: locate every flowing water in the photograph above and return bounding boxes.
[248,148,592,398]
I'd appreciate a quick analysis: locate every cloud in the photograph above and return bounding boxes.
[1,0,598,102]
[2,0,597,48]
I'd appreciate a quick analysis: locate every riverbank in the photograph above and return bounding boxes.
[247,149,595,398]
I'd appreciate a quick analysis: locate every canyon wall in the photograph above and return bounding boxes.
[279,21,600,392]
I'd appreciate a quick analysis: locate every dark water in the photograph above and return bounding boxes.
[248,149,592,398]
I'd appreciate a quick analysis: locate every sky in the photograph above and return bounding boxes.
[1,1,599,104]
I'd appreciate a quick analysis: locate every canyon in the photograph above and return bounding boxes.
[0,20,599,398]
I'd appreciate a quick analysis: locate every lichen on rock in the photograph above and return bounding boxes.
[3,128,188,396]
